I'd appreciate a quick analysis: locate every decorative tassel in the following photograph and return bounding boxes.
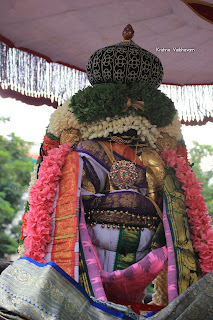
[0,37,212,125]
[160,84,213,125]
[0,39,89,106]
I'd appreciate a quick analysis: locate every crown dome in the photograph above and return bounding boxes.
[86,25,164,87]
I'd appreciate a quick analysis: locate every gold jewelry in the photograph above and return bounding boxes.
[108,141,138,190]
[109,135,135,145]
[86,209,158,230]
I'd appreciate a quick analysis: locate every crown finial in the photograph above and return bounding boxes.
[122,24,134,40]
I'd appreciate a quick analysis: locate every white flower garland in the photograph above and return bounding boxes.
[80,113,161,149]
[159,113,183,141]
[18,244,26,257]
[48,99,81,138]
[47,99,183,149]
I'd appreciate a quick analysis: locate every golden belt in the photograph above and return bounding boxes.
[85,209,159,231]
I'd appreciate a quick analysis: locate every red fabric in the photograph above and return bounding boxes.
[0,34,86,73]
[188,3,213,23]
[0,86,58,108]
[21,213,27,240]
[181,115,213,126]
[101,247,168,302]
[110,300,165,315]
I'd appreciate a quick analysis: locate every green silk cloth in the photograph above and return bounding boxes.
[114,228,141,271]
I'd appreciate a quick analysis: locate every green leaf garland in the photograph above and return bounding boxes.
[70,82,176,127]
[45,130,60,141]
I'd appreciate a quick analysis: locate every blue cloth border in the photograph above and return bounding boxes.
[19,257,134,319]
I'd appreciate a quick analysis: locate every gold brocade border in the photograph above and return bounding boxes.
[54,234,76,240]
[164,167,201,294]
[52,214,76,221]
[79,248,93,297]
[51,151,79,278]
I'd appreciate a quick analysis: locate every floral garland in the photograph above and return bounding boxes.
[47,99,184,150]
[161,148,213,275]
[70,82,176,127]
[159,114,183,142]
[37,135,60,162]
[48,99,81,138]
[23,143,71,263]
[80,113,161,149]
[24,136,61,204]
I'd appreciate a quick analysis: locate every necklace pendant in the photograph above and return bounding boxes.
[109,160,138,190]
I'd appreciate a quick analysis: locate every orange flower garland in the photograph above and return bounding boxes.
[37,135,60,162]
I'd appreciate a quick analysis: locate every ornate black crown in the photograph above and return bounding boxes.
[86,25,164,87]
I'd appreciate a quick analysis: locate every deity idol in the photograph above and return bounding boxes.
[0,25,212,319]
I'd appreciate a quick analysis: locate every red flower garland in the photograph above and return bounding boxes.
[23,143,71,263]
[161,148,213,274]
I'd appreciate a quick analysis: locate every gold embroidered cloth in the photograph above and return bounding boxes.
[164,167,202,294]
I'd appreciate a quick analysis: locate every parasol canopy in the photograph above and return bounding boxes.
[0,0,213,124]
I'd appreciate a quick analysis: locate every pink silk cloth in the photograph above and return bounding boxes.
[80,205,168,302]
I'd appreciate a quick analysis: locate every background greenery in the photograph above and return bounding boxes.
[0,117,33,257]
[189,141,213,222]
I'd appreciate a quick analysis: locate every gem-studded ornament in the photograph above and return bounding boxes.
[122,24,134,40]
[109,160,138,189]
